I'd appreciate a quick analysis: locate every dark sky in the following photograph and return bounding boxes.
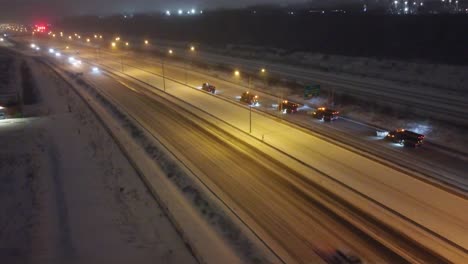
[0,0,359,22]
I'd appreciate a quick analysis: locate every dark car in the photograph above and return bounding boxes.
[240,91,259,105]
[386,129,425,147]
[312,107,339,121]
[201,83,216,94]
[278,100,298,114]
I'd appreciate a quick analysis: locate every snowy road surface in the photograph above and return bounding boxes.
[56,55,467,262]
[11,37,468,263]
[32,36,468,193]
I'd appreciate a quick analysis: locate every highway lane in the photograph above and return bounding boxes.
[59,57,460,263]
[42,38,468,192]
[71,62,413,263]
[24,37,468,261]
[143,41,468,125]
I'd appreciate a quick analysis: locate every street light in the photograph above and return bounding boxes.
[144,40,149,45]
[184,45,197,84]
[235,70,252,133]
[111,42,116,47]
[86,38,90,43]
[125,42,129,46]
[161,49,174,92]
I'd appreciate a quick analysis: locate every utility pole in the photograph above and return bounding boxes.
[162,58,166,92]
[248,75,252,133]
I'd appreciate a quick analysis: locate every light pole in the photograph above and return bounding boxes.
[236,70,252,134]
[185,45,196,85]
[162,49,173,93]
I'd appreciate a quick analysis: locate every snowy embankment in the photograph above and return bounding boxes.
[1,54,197,263]
[41,58,280,263]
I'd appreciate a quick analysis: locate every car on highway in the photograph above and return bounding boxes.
[201,83,216,94]
[278,100,298,114]
[240,91,259,106]
[312,107,340,121]
[386,128,425,147]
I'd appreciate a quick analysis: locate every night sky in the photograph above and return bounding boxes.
[0,0,360,21]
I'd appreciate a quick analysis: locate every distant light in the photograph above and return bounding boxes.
[125,42,129,46]
[166,10,171,16]
[36,47,40,50]
[69,36,72,40]
[31,43,36,48]
[168,49,173,54]
[111,42,116,47]
[68,56,75,62]
[92,67,100,73]
[52,34,56,37]
[115,37,120,41]
[190,46,195,51]
[86,38,90,42]
[234,70,240,76]
[49,48,55,53]
[55,52,61,57]
[144,40,149,45]
[191,9,196,14]
[261,68,266,73]
[66,46,69,49]
[178,9,183,15]
[0,38,3,42]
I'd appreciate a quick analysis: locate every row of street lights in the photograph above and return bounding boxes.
[45,30,270,133]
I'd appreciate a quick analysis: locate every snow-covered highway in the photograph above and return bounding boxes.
[14,36,468,263]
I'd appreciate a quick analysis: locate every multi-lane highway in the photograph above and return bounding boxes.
[14,35,468,263]
[141,39,468,126]
[32,35,468,192]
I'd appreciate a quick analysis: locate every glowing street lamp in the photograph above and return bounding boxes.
[125,42,129,46]
[144,40,149,45]
[115,37,120,41]
[86,38,90,43]
[190,46,195,51]
[111,42,116,47]
[168,49,173,54]
[234,70,240,77]
[261,68,266,73]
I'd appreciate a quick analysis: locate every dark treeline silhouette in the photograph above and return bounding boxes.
[57,9,468,65]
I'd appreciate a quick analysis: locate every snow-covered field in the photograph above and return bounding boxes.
[0,54,196,263]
